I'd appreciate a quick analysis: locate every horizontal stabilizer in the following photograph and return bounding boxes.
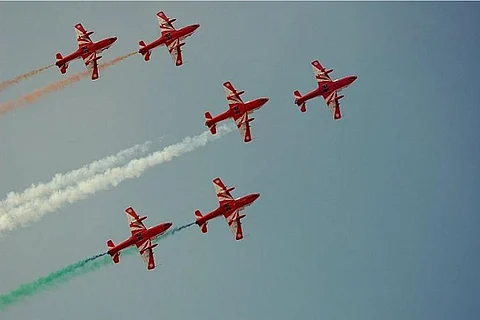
[107,240,115,249]
[293,90,306,113]
[204,112,217,134]
[106,240,120,264]
[60,64,69,74]
[55,53,69,74]
[138,41,152,61]
[195,210,208,233]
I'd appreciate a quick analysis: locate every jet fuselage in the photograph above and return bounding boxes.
[56,37,117,67]
[206,98,269,127]
[295,75,357,105]
[139,24,200,54]
[196,193,260,226]
[107,222,172,256]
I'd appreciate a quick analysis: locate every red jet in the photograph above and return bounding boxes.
[293,60,357,119]
[106,207,173,270]
[205,81,269,143]
[55,23,117,80]
[195,177,260,241]
[138,11,200,66]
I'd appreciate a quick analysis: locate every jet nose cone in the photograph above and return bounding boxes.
[260,97,269,105]
[165,222,173,229]
[111,37,118,42]
[352,75,358,82]
[252,193,260,201]
[193,24,200,30]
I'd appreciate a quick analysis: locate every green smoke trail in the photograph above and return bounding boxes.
[0,223,194,311]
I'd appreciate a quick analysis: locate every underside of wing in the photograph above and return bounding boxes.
[75,23,93,46]
[223,81,244,105]
[324,91,342,120]
[125,206,147,234]
[224,210,244,241]
[166,39,183,66]
[212,177,234,205]
[157,11,176,34]
[136,239,156,270]
[234,112,252,143]
[83,54,99,80]
[312,60,332,83]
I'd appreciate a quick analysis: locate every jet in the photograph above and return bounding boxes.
[194,177,260,241]
[55,23,117,80]
[106,206,173,270]
[293,60,357,119]
[138,11,200,66]
[205,81,269,143]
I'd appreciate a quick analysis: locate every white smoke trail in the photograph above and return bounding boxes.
[0,124,235,234]
[0,139,154,213]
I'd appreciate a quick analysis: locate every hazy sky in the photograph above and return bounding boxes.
[0,2,479,320]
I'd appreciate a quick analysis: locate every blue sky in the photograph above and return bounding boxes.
[0,2,479,319]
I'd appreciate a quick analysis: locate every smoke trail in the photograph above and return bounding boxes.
[0,64,55,92]
[0,223,194,311]
[0,52,137,116]
[169,222,196,234]
[0,252,111,311]
[0,125,235,234]
[0,139,153,213]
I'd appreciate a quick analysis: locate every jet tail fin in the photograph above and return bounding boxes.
[106,240,120,264]
[138,41,152,61]
[195,210,208,233]
[204,112,216,134]
[293,90,307,113]
[55,53,69,74]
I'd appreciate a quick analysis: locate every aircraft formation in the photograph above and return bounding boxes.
[2,10,357,272]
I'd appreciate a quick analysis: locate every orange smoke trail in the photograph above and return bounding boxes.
[0,51,137,117]
[0,64,55,93]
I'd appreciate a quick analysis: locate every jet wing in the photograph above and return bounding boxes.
[125,206,147,235]
[213,177,235,205]
[157,11,176,34]
[74,23,93,46]
[224,210,245,241]
[223,81,244,106]
[233,112,253,143]
[324,91,342,120]
[311,60,333,83]
[82,54,100,80]
[74,23,100,80]
[166,39,184,66]
[136,238,156,270]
